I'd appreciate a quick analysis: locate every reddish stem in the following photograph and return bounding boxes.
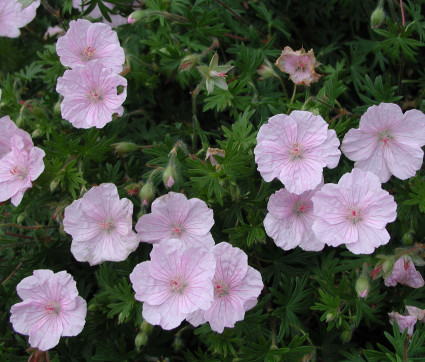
[400,0,406,27]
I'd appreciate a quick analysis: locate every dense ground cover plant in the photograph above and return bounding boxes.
[1,0,425,360]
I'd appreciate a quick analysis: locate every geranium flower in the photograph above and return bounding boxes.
[186,242,263,333]
[312,168,397,254]
[275,46,321,86]
[264,182,325,251]
[388,312,417,335]
[0,115,33,158]
[56,19,125,73]
[384,256,424,288]
[72,0,131,28]
[0,135,45,206]
[135,192,215,250]
[63,183,139,265]
[254,111,340,194]
[130,239,216,330]
[10,269,87,351]
[342,103,425,182]
[56,60,127,129]
[0,0,40,38]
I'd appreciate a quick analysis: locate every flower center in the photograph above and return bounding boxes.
[214,280,230,298]
[101,219,115,233]
[82,46,96,61]
[293,201,308,216]
[171,225,183,238]
[44,300,61,315]
[289,143,303,159]
[10,165,27,178]
[296,59,307,71]
[347,207,362,224]
[89,90,102,102]
[170,277,187,294]
[378,130,393,147]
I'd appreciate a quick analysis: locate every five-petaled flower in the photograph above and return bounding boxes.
[342,103,425,183]
[10,270,87,351]
[0,0,40,38]
[275,46,322,86]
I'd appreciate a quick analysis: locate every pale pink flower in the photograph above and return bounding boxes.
[56,19,125,73]
[275,46,322,86]
[10,269,87,351]
[0,0,40,38]
[384,256,424,288]
[0,135,45,206]
[135,192,215,250]
[130,238,216,330]
[56,60,127,129]
[342,103,425,183]
[388,312,417,335]
[187,242,263,333]
[63,183,139,266]
[72,0,131,28]
[254,111,341,194]
[312,169,397,254]
[264,182,325,251]
[0,115,33,158]
[406,306,425,322]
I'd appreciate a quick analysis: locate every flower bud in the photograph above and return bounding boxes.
[257,63,275,80]
[180,54,199,72]
[16,213,25,224]
[127,10,147,24]
[341,329,352,343]
[325,312,335,322]
[402,229,415,246]
[140,320,153,334]
[54,99,61,116]
[135,331,148,350]
[31,126,43,138]
[371,7,385,29]
[163,164,177,188]
[112,142,139,157]
[140,182,155,206]
[355,275,370,298]
[172,335,184,351]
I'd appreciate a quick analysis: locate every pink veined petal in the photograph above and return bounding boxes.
[389,312,417,335]
[0,115,33,157]
[264,213,304,249]
[130,262,171,306]
[28,147,46,181]
[205,294,245,333]
[10,301,49,336]
[392,109,425,147]
[60,296,87,337]
[28,315,63,351]
[135,212,175,243]
[179,232,215,249]
[360,103,404,133]
[142,299,187,330]
[231,266,263,303]
[319,129,341,169]
[289,111,328,148]
[213,243,248,286]
[182,198,215,236]
[256,114,297,145]
[383,141,424,180]
[186,309,207,327]
[361,189,397,229]
[312,218,358,247]
[406,306,425,322]
[255,140,292,182]
[345,225,390,254]
[354,143,392,183]
[16,270,54,300]
[342,128,377,162]
[298,226,325,251]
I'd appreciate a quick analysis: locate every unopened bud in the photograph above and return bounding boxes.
[325,312,335,322]
[31,127,43,138]
[112,142,139,157]
[16,213,25,224]
[402,229,415,245]
[128,10,146,24]
[172,335,184,351]
[163,164,177,188]
[341,330,352,343]
[257,64,275,80]
[135,331,148,350]
[140,320,153,334]
[54,99,62,116]
[180,54,199,72]
[50,179,60,192]
[140,182,155,206]
[382,259,394,275]
[371,7,385,29]
[355,275,370,298]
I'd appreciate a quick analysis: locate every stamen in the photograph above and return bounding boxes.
[83,46,96,61]
[170,277,186,294]
[44,300,61,315]
[347,207,362,224]
[214,280,230,297]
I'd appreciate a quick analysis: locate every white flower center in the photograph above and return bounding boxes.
[214,280,230,297]
[293,201,308,216]
[378,130,393,147]
[171,225,183,238]
[101,219,115,233]
[289,143,303,159]
[89,89,103,102]
[170,277,187,294]
[82,46,96,61]
[44,300,61,315]
[346,207,362,224]
[10,165,28,178]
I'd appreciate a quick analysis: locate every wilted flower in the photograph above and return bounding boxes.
[197,53,233,94]
[275,46,321,86]
[130,239,216,330]
[342,103,425,183]
[0,115,33,158]
[0,0,40,38]
[205,147,225,168]
[312,169,397,254]
[406,306,425,322]
[187,242,263,333]
[135,192,215,249]
[56,19,125,73]
[264,183,325,251]
[10,269,87,351]
[384,256,424,288]
[63,183,140,265]
[254,111,340,194]
[56,60,127,129]
[0,135,45,206]
[388,312,417,335]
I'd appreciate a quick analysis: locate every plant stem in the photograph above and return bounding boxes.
[191,79,205,152]
[1,262,22,286]
[0,223,56,230]
[400,0,406,27]
[290,84,297,105]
